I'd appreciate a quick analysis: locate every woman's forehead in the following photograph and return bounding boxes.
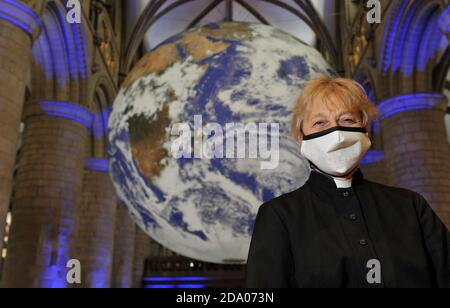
[306,99,360,117]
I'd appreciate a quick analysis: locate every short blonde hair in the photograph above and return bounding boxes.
[291,74,380,142]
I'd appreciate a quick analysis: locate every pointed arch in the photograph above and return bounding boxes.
[30,0,90,106]
[377,0,449,97]
[88,75,117,158]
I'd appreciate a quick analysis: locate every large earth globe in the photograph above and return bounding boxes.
[108,22,335,264]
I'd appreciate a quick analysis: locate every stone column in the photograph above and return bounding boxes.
[0,0,42,255]
[111,203,135,288]
[75,159,117,288]
[360,150,388,185]
[1,101,91,288]
[380,93,450,228]
[132,227,152,288]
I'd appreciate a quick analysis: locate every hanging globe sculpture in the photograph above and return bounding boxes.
[108,22,335,264]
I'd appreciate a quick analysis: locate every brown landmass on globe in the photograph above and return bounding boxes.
[128,103,172,181]
[122,22,253,89]
[124,23,254,183]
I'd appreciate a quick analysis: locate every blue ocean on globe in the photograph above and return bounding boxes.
[108,22,335,263]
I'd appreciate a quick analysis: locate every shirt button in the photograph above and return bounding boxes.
[349,214,357,221]
[359,239,368,246]
[342,191,349,197]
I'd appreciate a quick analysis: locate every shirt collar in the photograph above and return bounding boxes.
[334,177,353,188]
[306,167,365,196]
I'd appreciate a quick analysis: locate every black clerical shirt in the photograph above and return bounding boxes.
[245,169,449,288]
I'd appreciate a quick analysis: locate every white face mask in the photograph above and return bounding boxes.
[300,126,371,177]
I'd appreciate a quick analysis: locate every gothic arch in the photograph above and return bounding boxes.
[29,0,90,106]
[354,68,384,147]
[378,0,448,97]
[88,75,117,158]
[434,46,450,92]
[354,66,379,103]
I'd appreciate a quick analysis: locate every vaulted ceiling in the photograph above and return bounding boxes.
[126,0,329,48]
[123,0,336,71]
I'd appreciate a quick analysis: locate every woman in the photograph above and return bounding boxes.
[245,75,449,288]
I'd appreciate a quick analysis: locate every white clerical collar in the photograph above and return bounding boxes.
[333,177,353,188]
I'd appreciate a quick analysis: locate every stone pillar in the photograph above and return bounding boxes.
[380,93,450,228]
[1,101,91,288]
[360,150,388,185]
[0,0,42,255]
[75,159,117,288]
[111,203,135,288]
[132,227,152,288]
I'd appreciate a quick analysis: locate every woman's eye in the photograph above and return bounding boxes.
[313,121,325,126]
[342,119,355,123]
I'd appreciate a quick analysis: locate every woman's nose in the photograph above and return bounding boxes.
[327,132,358,152]
[337,130,345,142]
[329,120,339,128]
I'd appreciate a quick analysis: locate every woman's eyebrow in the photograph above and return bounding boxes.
[338,111,356,117]
[311,113,327,120]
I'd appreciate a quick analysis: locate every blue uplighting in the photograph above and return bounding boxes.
[38,101,94,129]
[379,0,408,73]
[145,284,176,289]
[41,232,73,288]
[52,3,78,79]
[29,1,89,85]
[71,19,88,78]
[377,93,445,120]
[371,120,381,134]
[144,277,211,282]
[0,12,29,32]
[0,0,42,35]
[92,107,112,139]
[392,0,420,73]
[145,284,206,289]
[379,1,446,75]
[85,158,110,173]
[143,277,211,288]
[177,284,206,288]
[41,265,69,288]
[3,0,41,22]
[439,5,450,33]
[89,266,111,288]
[416,5,442,73]
[360,150,385,165]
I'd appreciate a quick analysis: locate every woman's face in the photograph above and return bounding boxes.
[302,100,364,137]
